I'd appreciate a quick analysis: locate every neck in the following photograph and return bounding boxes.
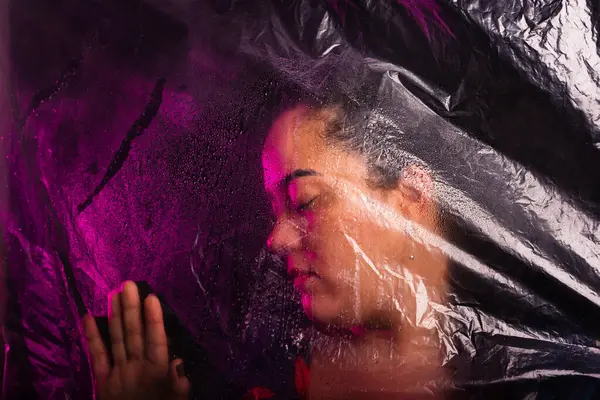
[354,249,447,360]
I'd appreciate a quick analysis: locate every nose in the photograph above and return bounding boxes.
[267,217,303,255]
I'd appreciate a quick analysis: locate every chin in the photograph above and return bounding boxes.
[301,293,351,326]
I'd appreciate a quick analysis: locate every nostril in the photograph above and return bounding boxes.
[267,233,284,255]
[267,219,300,255]
[266,235,275,250]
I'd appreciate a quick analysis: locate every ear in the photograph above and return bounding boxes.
[394,165,434,214]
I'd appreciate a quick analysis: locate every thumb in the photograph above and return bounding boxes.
[170,359,191,399]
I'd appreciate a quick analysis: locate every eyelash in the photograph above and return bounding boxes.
[295,196,318,213]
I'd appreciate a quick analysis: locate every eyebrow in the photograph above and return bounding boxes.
[280,169,320,189]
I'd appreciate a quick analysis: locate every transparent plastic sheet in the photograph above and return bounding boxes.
[4,0,600,399]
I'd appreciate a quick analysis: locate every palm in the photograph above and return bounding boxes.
[102,360,164,399]
[83,282,189,400]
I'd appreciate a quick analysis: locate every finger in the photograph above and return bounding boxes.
[83,314,110,384]
[144,294,169,369]
[108,290,127,366]
[170,359,191,399]
[121,281,144,361]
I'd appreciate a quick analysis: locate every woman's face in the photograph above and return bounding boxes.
[262,106,442,328]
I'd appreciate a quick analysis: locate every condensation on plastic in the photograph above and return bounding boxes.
[3,0,600,399]
[0,0,9,395]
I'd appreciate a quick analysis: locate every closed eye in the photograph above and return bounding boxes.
[295,196,319,213]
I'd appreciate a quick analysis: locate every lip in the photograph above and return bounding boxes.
[293,272,318,292]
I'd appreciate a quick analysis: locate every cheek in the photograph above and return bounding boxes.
[306,214,369,310]
[316,211,394,310]
[306,213,351,277]
[311,210,384,268]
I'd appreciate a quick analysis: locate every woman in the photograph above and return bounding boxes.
[83,94,453,399]
[262,97,449,399]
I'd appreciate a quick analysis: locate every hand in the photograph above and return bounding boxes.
[83,281,190,400]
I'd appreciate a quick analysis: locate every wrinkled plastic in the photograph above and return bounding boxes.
[3,0,600,399]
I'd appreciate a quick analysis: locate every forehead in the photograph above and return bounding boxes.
[262,106,369,193]
[262,107,327,188]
